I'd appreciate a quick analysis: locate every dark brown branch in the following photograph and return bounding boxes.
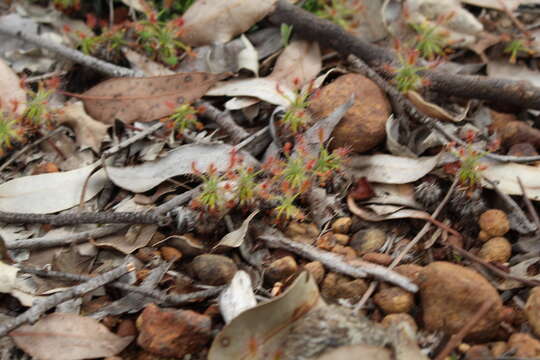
[0,210,171,226]
[0,263,134,337]
[269,0,540,110]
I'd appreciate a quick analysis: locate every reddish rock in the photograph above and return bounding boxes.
[136,304,211,358]
[191,254,237,285]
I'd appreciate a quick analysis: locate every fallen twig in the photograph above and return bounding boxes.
[197,101,250,144]
[518,176,540,230]
[0,263,134,337]
[347,55,540,163]
[5,224,127,250]
[102,122,164,159]
[18,266,224,306]
[258,225,418,292]
[0,210,171,226]
[269,0,540,110]
[434,298,496,360]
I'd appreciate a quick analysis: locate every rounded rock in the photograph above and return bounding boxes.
[265,256,298,283]
[191,254,237,285]
[308,73,391,153]
[374,286,414,314]
[304,261,325,284]
[479,237,512,263]
[478,209,510,237]
[350,228,386,254]
[525,287,540,337]
[332,217,353,234]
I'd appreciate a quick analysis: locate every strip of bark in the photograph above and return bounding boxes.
[269,0,540,110]
[0,263,134,337]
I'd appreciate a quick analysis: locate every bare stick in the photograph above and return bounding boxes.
[5,224,127,250]
[197,101,250,144]
[0,263,134,337]
[18,266,224,306]
[347,55,540,163]
[0,24,140,78]
[258,225,418,292]
[102,122,164,158]
[0,210,170,226]
[434,298,496,360]
[518,176,540,230]
[269,0,540,110]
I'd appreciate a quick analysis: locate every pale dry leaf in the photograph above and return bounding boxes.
[106,143,258,193]
[237,34,259,75]
[80,72,228,124]
[487,61,540,88]
[56,102,109,152]
[269,40,322,90]
[119,0,150,12]
[0,58,26,116]
[482,162,540,200]
[460,0,522,11]
[93,225,158,254]
[209,271,325,360]
[207,77,294,106]
[179,0,278,46]
[214,210,259,250]
[0,261,18,293]
[0,162,108,213]
[348,154,440,184]
[219,270,257,324]
[11,313,133,360]
[122,48,174,76]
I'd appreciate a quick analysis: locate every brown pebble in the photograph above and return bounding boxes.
[350,228,386,254]
[160,246,182,262]
[265,256,298,283]
[191,254,237,285]
[332,217,352,234]
[362,252,393,266]
[478,230,491,242]
[381,313,417,332]
[321,273,367,302]
[331,244,357,260]
[333,233,350,246]
[304,261,325,284]
[478,209,510,237]
[479,237,511,263]
[525,287,540,337]
[316,232,336,250]
[508,333,540,357]
[374,286,414,314]
[117,319,137,337]
[465,345,492,360]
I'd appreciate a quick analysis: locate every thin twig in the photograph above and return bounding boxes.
[354,177,459,311]
[347,55,540,164]
[518,176,540,230]
[0,210,170,226]
[0,126,71,174]
[0,24,140,78]
[197,101,250,144]
[102,122,164,159]
[5,224,128,250]
[0,263,134,337]
[258,225,418,292]
[448,243,540,287]
[434,298,496,360]
[17,266,224,306]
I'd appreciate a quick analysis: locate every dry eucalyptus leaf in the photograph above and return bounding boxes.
[209,271,325,360]
[0,162,107,213]
[0,58,26,116]
[214,210,259,250]
[348,154,439,184]
[93,225,158,254]
[10,313,133,360]
[179,0,278,46]
[219,270,257,324]
[406,91,470,123]
[106,143,258,193]
[80,72,228,124]
[482,162,540,200]
[56,102,109,152]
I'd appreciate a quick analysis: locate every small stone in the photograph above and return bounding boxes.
[525,287,540,337]
[305,223,320,237]
[136,304,211,358]
[332,217,352,234]
[418,262,503,341]
[374,287,414,314]
[316,232,336,250]
[479,209,510,237]
[465,345,491,360]
[265,256,298,283]
[350,228,386,254]
[331,244,357,260]
[479,237,512,263]
[381,313,417,332]
[191,254,237,285]
[304,261,325,284]
[490,341,508,357]
[508,333,540,357]
[160,246,182,262]
[117,319,137,337]
[321,273,367,303]
[362,252,393,266]
[308,73,391,153]
[333,233,350,246]
[478,230,491,242]
[394,264,423,286]
[286,221,308,237]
